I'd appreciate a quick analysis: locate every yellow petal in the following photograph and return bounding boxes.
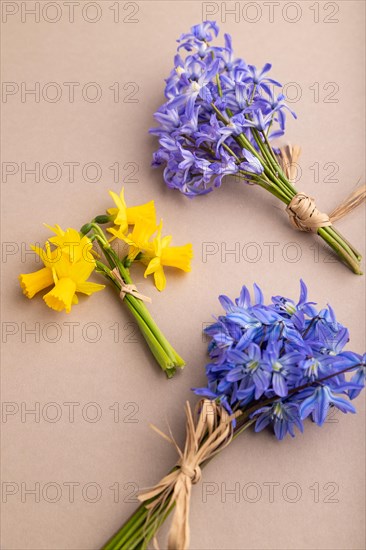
[161,235,173,248]
[109,189,126,210]
[152,220,163,256]
[44,223,65,237]
[68,256,95,283]
[126,201,156,226]
[31,243,60,269]
[111,219,157,259]
[138,246,155,266]
[107,207,118,217]
[109,189,128,230]
[43,278,76,313]
[132,218,157,245]
[19,267,54,299]
[107,226,130,241]
[161,244,193,272]
[49,228,84,263]
[153,266,166,291]
[144,256,161,277]
[76,282,105,295]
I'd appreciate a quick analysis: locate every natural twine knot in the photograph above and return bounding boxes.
[138,399,241,550]
[179,464,201,484]
[279,144,366,234]
[111,268,152,303]
[119,282,140,300]
[286,192,331,233]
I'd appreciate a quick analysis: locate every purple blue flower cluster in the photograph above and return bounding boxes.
[151,21,296,196]
[194,281,365,440]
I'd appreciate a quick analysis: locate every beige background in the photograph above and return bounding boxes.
[1,1,365,549]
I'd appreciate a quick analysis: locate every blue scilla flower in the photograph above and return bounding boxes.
[253,401,303,440]
[244,63,282,94]
[226,343,270,399]
[337,352,366,399]
[302,304,340,341]
[214,33,247,75]
[299,386,356,426]
[167,58,220,119]
[256,91,297,131]
[194,280,365,440]
[312,324,349,356]
[178,21,219,51]
[210,151,238,186]
[238,109,274,134]
[261,340,303,397]
[272,279,317,318]
[239,149,264,175]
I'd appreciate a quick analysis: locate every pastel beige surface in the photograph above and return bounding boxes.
[1,1,365,549]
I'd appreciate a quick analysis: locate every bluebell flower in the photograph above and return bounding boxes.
[299,386,356,426]
[226,343,270,399]
[262,340,303,397]
[225,309,263,351]
[337,352,366,399]
[178,21,219,50]
[253,401,303,440]
[236,283,264,307]
[194,280,364,440]
[167,58,219,119]
[194,114,221,146]
[209,151,238,186]
[215,114,248,151]
[240,149,264,175]
[151,21,297,196]
[272,279,317,318]
[313,324,349,356]
[151,107,181,134]
[302,304,339,341]
[244,63,282,94]
[239,110,274,133]
[256,91,297,130]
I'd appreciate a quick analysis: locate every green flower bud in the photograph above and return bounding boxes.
[94,215,111,224]
[80,223,93,235]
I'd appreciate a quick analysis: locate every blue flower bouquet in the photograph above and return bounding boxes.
[103,281,365,549]
[151,21,365,274]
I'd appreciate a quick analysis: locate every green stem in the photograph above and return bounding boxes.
[210,103,363,274]
[101,418,255,550]
[102,505,148,550]
[91,223,185,375]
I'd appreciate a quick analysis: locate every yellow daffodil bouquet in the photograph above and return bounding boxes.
[19,188,193,377]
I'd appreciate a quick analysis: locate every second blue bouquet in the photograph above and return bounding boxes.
[103,280,365,550]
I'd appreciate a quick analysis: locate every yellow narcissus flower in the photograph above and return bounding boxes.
[45,224,94,263]
[143,222,193,291]
[109,217,158,261]
[19,227,104,313]
[107,187,156,237]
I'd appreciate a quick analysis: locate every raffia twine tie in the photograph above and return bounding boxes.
[111,268,151,303]
[286,192,331,232]
[138,399,240,550]
[279,145,366,233]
